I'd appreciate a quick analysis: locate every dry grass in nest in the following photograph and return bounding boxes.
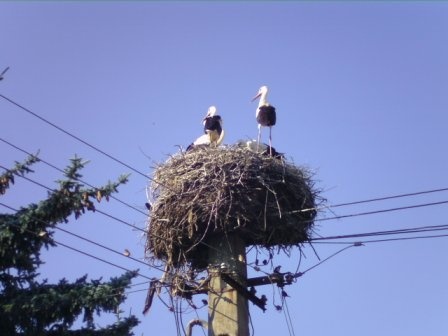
[145,145,321,271]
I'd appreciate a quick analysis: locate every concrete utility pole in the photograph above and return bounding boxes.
[208,235,249,336]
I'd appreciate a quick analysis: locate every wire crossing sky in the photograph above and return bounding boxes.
[1,2,448,336]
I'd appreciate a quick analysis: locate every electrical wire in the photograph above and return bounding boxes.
[308,224,448,245]
[0,201,154,281]
[55,225,166,273]
[0,166,226,258]
[311,224,448,242]
[293,248,303,276]
[0,201,162,276]
[329,187,448,209]
[298,244,360,276]
[0,94,174,192]
[0,165,148,234]
[0,137,148,217]
[121,287,150,296]
[281,292,296,336]
[315,200,448,222]
[169,295,182,336]
[248,310,255,336]
[281,295,293,336]
[0,164,149,235]
[311,233,448,245]
[292,187,448,214]
[178,299,187,336]
[55,240,153,280]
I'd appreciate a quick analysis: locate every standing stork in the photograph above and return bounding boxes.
[252,85,276,154]
[186,106,225,151]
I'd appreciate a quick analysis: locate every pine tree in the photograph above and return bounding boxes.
[0,155,139,335]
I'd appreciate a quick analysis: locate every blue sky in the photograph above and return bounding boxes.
[1,2,448,335]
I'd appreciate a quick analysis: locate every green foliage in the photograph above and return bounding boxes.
[0,153,39,195]
[0,155,139,335]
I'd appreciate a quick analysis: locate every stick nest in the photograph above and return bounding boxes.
[145,145,321,271]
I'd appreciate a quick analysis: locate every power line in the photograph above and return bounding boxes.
[0,202,154,281]
[326,187,448,210]
[0,201,163,273]
[0,94,173,191]
[0,137,148,217]
[291,187,448,215]
[298,244,360,276]
[281,294,296,336]
[311,224,448,242]
[315,200,448,222]
[0,165,51,191]
[311,233,448,245]
[55,240,154,280]
[16,171,237,264]
[55,225,166,273]
[355,234,448,244]
[0,168,225,260]
[0,164,149,233]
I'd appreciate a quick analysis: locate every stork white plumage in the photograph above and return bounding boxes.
[237,139,284,159]
[186,106,225,151]
[252,86,276,154]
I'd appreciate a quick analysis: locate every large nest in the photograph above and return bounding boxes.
[145,145,321,270]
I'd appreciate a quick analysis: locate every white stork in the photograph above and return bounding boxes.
[237,139,284,159]
[186,106,224,151]
[252,86,276,154]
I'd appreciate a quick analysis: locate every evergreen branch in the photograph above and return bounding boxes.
[0,153,40,195]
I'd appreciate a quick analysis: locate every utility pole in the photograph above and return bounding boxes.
[208,234,249,336]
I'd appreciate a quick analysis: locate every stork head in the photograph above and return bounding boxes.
[251,85,269,102]
[206,105,218,117]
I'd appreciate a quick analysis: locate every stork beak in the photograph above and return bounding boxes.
[202,112,210,122]
[251,92,261,102]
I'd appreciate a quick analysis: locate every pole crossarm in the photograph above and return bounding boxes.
[221,272,267,312]
[246,272,286,288]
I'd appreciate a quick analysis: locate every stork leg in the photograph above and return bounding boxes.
[257,124,262,152]
[268,126,273,156]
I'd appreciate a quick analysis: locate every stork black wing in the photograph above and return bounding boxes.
[203,115,223,134]
[257,105,276,127]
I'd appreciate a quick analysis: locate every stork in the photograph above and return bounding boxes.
[186,106,224,151]
[252,85,276,154]
[237,139,284,159]
[202,106,224,145]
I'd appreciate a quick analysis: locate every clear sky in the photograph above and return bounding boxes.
[1,2,448,335]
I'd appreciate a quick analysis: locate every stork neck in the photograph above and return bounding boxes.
[258,93,268,107]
